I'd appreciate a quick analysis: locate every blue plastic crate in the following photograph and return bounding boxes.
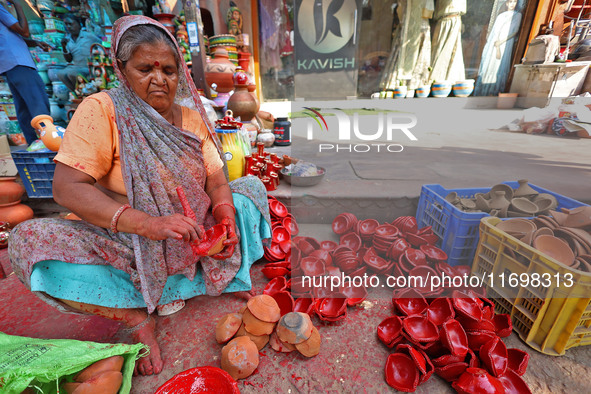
[415,183,588,267]
[11,149,56,198]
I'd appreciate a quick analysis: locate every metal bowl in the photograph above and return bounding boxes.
[280,167,326,187]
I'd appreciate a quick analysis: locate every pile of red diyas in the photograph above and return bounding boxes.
[261,196,296,282]
[378,289,530,393]
[244,143,284,191]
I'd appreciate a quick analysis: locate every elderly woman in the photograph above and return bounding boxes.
[8,16,271,376]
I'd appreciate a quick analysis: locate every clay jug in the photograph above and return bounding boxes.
[247,83,260,112]
[31,114,64,151]
[227,70,258,121]
[205,48,236,93]
[0,201,34,228]
[0,177,25,205]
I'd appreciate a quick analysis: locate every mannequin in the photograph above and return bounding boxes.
[382,0,434,90]
[429,0,466,82]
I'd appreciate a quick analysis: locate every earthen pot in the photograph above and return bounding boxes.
[263,276,288,296]
[427,298,455,326]
[402,315,439,343]
[269,331,296,353]
[71,371,123,393]
[377,316,404,348]
[0,177,25,205]
[276,312,314,344]
[221,336,259,380]
[295,326,321,357]
[205,48,236,93]
[440,319,469,357]
[498,368,532,394]
[384,353,420,392]
[490,183,514,200]
[247,294,281,323]
[479,337,508,377]
[227,71,258,121]
[242,308,276,336]
[489,191,511,211]
[532,235,575,267]
[507,348,530,376]
[0,201,34,228]
[514,179,538,198]
[215,313,243,344]
[452,368,505,394]
[392,288,428,316]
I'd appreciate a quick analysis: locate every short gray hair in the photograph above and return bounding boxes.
[116,24,180,67]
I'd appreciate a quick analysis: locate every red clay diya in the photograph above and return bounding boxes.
[155,366,239,394]
[393,289,428,316]
[340,232,362,252]
[466,330,498,352]
[452,292,484,322]
[493,314,513,338]
[387,238,411,260]
[269,199,288,218]
[272,226,290,243]
[221,336,259,380]
[263,276,288,296]
[507,348,529,376]
[282,215,299,236]
[435,362,469,382]
[364,253,393,275]
[332,213,357,235]
[479,337,508,377]
[293,297,316,316]
[377,316,404,348]
[300,256,326,277]
[420,244,448,263]
[192,224,227,256]
[271,290,294,317]
[215,313,243,344]
[320,240,338,251]
[276,312,314,344]
[384,353,420,392]
[396,344,434,384]
[427,298,455,326]
[261,266,290,280]
[269,331,296,353]
[498,368,532,394]
[315,297,348,322]
[340,284,367,306]
[402,315,439,343]
[440,319,469,357]
[452,368,505,394]
[247,294,281,323]
[309,249,333,266]
[432,353,464,367]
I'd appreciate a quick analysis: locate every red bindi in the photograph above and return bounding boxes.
[154,61,160,66]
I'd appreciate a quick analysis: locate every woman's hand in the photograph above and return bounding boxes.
[137,214,204,242]
[212,217,238,260]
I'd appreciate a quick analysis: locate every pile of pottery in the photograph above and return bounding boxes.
[262,196,298,278]
[495,206,591,272]
[0,177,33,230]
[446,180,558,218]
[216,295,320,380]
[378,289,531,393]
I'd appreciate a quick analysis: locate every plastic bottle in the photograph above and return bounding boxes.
[217,129,245,181]
[273,117,291,146]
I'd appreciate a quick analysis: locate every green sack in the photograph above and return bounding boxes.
[0,332,147,394]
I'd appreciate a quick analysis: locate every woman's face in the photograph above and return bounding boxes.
[506,0,517,11]
[65,19,81,36]
[121,42,179,114]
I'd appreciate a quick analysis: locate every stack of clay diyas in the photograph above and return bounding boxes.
[215,295,321,380]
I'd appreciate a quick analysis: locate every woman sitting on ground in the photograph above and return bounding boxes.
[9,16,270,376]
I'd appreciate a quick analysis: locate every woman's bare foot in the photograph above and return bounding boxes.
[234,289,256,301]
[130,316,163,376]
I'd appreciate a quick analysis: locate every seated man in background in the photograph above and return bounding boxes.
[58,15,101,92]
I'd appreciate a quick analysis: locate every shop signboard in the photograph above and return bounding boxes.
[294,0,362,99]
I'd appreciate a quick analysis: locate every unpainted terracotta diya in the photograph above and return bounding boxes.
[247,294,281,323]
[221,336,259,380]
[276,312,314,345]
[235,323,269,351]
[269,331,297,353]
[295,326,321,357]
[242,308,276,336]
[215,313,243,344]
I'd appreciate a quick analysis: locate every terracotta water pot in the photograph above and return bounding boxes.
[205,48,236,93]
[0,177,25,204]
[227,85,258,121]
[0,201,34,228]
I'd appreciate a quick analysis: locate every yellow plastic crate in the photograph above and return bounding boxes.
[472,216,591,356]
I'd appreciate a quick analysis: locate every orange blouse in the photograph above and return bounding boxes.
[55,92,223,195]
